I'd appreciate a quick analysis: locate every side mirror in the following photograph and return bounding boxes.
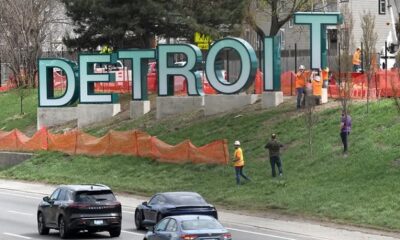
[142,201,148,206]
[43,196,50,202]
[146,225,154,232]
[143,219,156,229]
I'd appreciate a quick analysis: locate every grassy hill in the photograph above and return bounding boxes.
[1,90,400,231]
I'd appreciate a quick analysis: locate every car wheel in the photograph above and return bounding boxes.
[135,210,145,230]
[37,213,50,235]
[109,227,121,237]
[59,217,70,239]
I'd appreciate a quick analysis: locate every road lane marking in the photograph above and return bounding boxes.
[4,232,32,239]
[0,191,42,200]
[227,227,298,240]
[7,210,33,216]
[122,230,144,236]
[122,210,134,214]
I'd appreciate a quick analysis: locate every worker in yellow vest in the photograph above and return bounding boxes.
[352,48,361,72]
[232,140,251,185]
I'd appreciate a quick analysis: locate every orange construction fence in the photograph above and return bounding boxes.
[0,128,229,165]
[278,70,400,99]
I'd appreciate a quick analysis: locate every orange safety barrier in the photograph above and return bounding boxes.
[0,129,229,165]
[280,70,400,99]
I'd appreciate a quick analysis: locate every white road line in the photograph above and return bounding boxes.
[7,210,33,216]
[122,210,134,214]
[122,230,144,236]
[3,232,32,239]
[0,191,42,200]
[227,227,298,240]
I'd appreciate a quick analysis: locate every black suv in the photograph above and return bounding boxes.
[37,184,122,238]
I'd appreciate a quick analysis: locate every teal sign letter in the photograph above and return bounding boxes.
[206,37,258,94]
[294,12,342,69]
[158,44,203,96]
[38,59,78,107]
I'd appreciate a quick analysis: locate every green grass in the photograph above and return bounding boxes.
[1,90,400,230]
[0,89,37,131]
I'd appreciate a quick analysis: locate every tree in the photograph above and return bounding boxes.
[62,0,247,50]
[0,0,60,88]
[393,52,400,114]
[245,0,311,37]
[361,11,378,114]
[337,5,354,116]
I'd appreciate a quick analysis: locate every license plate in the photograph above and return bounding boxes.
[94,220,103,225]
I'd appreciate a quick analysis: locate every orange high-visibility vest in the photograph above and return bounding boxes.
[321,69,329,81]
[352,51,361,65]
[312,80,322,96]
[233,147,244,167]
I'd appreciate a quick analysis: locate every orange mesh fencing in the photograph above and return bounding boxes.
[0,128,229,165]
[280,70,400,99]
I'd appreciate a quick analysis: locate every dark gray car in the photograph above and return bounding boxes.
[144,215,232,240]
[37,184,122,238]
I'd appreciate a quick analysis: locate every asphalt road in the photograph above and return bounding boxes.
[0,188,322,240]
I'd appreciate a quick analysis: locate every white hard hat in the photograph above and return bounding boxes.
[234,140,240,146]
[299,65,305,70]
[314,76,321,81]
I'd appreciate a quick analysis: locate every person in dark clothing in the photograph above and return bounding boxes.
[264,133,284,177]
[340,111,352,155]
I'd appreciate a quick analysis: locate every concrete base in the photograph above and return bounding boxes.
[77,104,121,128]
[261,91,284,108]
[156,96,204,119]
[130,100,150,119]
[321,88,328,104]
[37,107,77,130]
[0,152,33,167]
[204,94,259,116]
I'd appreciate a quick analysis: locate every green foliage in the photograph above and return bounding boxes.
[0,90,37,131]
[62,0,247,50]
[2,99,400,230]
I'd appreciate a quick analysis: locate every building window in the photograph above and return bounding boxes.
[379,0,386,14]
[288,18,294,28]
[280,29,285,50]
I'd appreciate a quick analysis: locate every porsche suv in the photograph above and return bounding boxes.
[37,184,122,238]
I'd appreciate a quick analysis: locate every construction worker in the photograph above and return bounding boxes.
[321,67,329,88]
[352,48,361,72]
[312,74,322,105]
[264,133,284,177]
[232,140,251,185]
[340,110,352,156]
[295,65,309,109]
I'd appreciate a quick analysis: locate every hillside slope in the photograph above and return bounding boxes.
[1,90,400,230]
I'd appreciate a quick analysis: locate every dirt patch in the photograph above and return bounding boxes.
[391,159,400,167]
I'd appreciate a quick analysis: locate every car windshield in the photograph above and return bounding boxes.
[75,190,116,202]
[181,219,223,230]
[169,194,207,205]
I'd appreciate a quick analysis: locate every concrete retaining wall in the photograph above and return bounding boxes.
[156,96,204,119]
[77,104,121,128]
[261,91,284,108]
[37,107,77,130]
[0,152,33,167]
[204,94,259,116]
[130,100,150,119]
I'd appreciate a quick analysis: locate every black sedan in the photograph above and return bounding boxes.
[144,215,232,240]
[135,192,218,230]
